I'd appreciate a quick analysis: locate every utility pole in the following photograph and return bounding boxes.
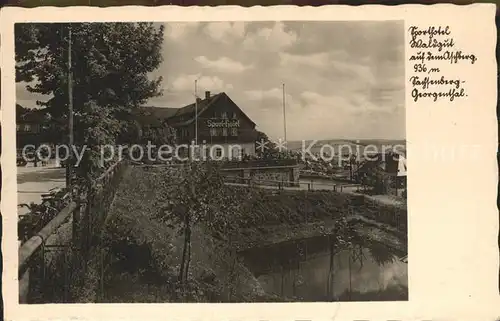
[194,80,198,161]
[195,79,198,146]
[66,24,74,188]
[282,83,287,142]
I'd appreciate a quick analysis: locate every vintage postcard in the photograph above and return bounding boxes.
[0,4,498,321]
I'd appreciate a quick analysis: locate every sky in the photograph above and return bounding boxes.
[16,20,405,141]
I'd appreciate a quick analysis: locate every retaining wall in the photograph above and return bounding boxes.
[221,165,300,187]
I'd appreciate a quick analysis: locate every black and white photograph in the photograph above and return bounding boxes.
[2,3,499,321]
[13,19,408,304]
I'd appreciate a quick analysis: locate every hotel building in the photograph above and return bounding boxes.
[139,91,259,159]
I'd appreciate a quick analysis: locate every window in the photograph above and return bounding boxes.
[222,128,228,136]
[16,124,20,131]
[216,148,222,157]
[210,128,217,136]
[232,112,237,119]
[221,112,227,119]
[230,128,238,136]
[231,146,242,160]
[24,124,31,132]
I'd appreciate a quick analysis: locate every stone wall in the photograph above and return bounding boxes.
[251,168,291,186]
[220,165,300,187]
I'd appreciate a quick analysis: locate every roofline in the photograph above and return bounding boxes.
[167,92,256,128]
[224,94,256,127]
[166,93,223,127]
[139,92,256,128]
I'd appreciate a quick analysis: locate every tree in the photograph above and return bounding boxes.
[140,123,176,147]
[16,104,30,118]
[349,154,359,181]
[15,22,165,177]
[154,163,254,301]
[73,100,122,180]
[156,162,225,287]
[206,186,257,301]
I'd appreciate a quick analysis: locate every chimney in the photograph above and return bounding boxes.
[205,91,211,99]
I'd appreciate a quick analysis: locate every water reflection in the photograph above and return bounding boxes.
[242,234,408,301]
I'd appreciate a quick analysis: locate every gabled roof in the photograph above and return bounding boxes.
[137,94,223,126]
[223,94,256,127]
[137,106,178,119]
[146,92,255,126]
[165,93,224,127]
[174,92,223,118]
[134,106,178,127]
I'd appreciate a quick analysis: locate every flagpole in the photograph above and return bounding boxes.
[282,83,287,142]
[66,24,74,189]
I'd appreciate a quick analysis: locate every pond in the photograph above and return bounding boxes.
[241,234,408,302]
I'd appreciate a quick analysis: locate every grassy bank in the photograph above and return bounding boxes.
[213,186,406,230]
[100,166,187,302]
[99,166,275,302]
[208,186,406,251]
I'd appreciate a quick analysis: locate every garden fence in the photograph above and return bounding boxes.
[18,159,129,303]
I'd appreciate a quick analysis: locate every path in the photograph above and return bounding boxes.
[17,166,66,216]
[363,194,406,207]
[224,180,405,207]
[224,178,360,193]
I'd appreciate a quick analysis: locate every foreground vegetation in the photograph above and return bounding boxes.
[99,164,407,302]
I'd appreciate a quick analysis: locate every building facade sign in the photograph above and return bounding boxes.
[206,119,240,128]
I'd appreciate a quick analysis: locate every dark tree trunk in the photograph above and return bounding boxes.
[280,266,284,297]
[348,252,352,300]
[328,237,335,300]
[179,215,190,283]
[184,225,191,282]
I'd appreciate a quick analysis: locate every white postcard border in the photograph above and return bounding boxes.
[1,4,498,321]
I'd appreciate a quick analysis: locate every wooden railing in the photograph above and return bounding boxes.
[18,159,129,303]
[219,158,299,169]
